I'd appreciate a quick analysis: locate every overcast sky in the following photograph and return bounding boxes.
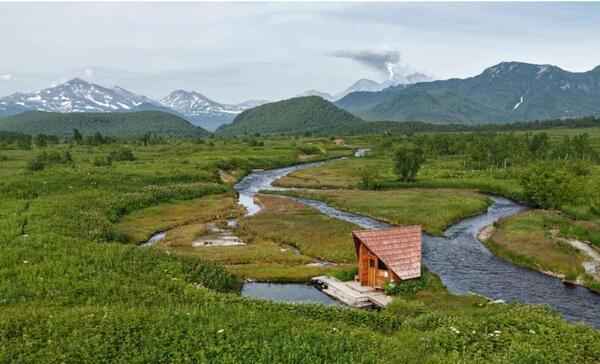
[1,2,600,103]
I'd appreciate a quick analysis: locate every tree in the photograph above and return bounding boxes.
[73,129,83,144]
[33,134,48,148]
[393,146,425,182]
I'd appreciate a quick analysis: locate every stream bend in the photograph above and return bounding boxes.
[234,158,600,327]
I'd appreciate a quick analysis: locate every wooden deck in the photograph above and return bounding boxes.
[311,276,393,308]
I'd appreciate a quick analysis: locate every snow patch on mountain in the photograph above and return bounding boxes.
[160,90,268,118]
[513,96,525,110]
[0,78,161,114]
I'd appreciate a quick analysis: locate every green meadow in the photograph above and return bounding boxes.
[1,133,600,363]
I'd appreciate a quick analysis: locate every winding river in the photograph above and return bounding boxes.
[235,156,600,328]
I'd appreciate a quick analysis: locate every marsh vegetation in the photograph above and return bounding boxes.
[2,130,600,362]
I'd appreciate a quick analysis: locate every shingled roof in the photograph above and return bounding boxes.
[352,226,422,280]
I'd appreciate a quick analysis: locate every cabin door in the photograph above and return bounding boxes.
[367,256,377,287]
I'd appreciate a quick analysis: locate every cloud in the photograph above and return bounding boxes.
[0,74,13,81]
[330,49,401,78]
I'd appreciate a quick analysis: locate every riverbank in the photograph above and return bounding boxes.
[482,210,600,292]
[121,193,358,282]
[273,188,492,236]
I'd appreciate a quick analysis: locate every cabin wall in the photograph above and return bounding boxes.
[358,243,369,285]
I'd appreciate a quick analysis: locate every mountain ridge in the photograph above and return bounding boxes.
[337,61,600,124]
[0,110,208,137]
[160,90,267,131]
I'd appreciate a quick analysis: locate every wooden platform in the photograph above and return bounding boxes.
[311,276,393,308]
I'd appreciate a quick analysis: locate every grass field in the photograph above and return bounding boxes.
[2,135,600,362]
[133,194,357,282]
[116,193,241,243]
[277,188,491,235]
[486,209,600,291]
[276,154,525,200]
[487,210,586,280]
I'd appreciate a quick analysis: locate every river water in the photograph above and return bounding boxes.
[235,157,600,327]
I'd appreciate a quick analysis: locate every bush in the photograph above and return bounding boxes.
[565,159,592,177]
[108,148,136,162]
[332,267,358,281]
[297,144,322,155]
[357,167,383,190]
[384,271,429,296]
[520,163,579,209]
[93,156,112,167]
[25,151,74,172]
[215,158,246,171]
[26,157,46,171]
[248,139,264,147]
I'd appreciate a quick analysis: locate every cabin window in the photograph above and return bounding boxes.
[378,260,387,270]
[369,260,375,268]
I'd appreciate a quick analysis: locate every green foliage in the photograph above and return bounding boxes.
[520,164,579,209]
[0,111,208,137]
[357,167,383,190]
[393,145,425,181]
[331,267,358,281]
[26,150,74,171]
[385,270,430,296]
[93,155,112,167]
[296,144,322,155]
[72,128,83,144]
[108,148,136,162]
[2,136,600,363]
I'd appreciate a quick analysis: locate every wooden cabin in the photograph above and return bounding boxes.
[352,226,422,288]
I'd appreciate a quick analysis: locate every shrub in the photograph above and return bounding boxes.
[108,148,136,162]
[384,271,429,296]
[215,158,247,171]
[93,156,112,167]
[25,151,74,172]
[26,157,45,171]
[332,267,358,281]
[357,167,383,190]
[297,144,322,155]
[565,159,592,177]
[520,163,578,209]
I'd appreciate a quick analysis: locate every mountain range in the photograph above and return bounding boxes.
[160,90,268,131]
[336,62,600,124]
[298,74,433,101]
[3,61,600,132]
[0,79,266,131]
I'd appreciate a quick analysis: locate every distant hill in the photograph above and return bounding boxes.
[0,111,208,137]
[296,89,335,101]
[336,62,600,124]
[216,96,364,136]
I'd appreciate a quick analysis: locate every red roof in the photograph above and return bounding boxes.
[353,226,422,280]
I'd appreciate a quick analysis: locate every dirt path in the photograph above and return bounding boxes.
[561,238,600,277]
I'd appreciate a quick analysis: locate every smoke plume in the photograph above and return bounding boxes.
[331,49,401,80]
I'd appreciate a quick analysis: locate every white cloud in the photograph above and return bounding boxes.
[0,74,13,81]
